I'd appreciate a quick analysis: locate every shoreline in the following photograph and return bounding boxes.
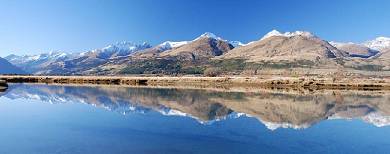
[1,75,390,91]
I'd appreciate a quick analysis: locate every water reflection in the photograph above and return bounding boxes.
[3,83,390,130]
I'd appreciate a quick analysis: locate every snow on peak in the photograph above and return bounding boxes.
[265,122,311,131]
[200,32,218,38]
[229,41,245,47]
[194,32,224,41]
[87,41,151,57]
[362,112,390,127]
[259,119,311,130]
[159,108,189,117]
[262,30,283,39]
[363,37,390,51]
[5,51,69,64]
[158,41,189,50]
[102,41,151,52]
[261,29,316,40]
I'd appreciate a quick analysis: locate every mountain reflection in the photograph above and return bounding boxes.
[3,83,390,130]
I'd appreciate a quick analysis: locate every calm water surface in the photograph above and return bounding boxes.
[0,83,390,154]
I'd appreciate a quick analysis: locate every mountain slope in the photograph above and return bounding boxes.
[95,32,234,75]
[0,57,26,74]
[134,32,234,60]
[330,42,379,58]
[212,30,350,76]
[222,30,348,62]
[159,32,234,61]
[367,49,390,70]
[132,41,190,59]
[52,42,151,74]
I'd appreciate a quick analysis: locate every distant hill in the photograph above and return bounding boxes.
[0,57,26,74]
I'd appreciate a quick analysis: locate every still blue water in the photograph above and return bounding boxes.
[0,83,390,154]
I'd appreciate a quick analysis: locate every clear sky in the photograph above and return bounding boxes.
[1,0,390,57]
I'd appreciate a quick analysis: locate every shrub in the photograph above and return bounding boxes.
[204,67,222,77]
[181,67,205,74]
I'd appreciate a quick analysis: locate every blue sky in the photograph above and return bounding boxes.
[1,0,390,56]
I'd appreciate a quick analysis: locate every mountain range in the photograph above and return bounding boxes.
[3,30,390,76]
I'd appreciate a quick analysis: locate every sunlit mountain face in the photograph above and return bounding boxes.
[3,83,390,130]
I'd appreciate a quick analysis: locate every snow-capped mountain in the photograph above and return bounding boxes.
[158,32,243,50]
[260,29,316,40]
[193,32,245,48]
[157,32,234,62]
[83,41,152,58]
[330,37,390,58]
[5,51,73,73]
[5,51,70,65]
[194,32,224,41]
[5,42,152,74]
[223,29,348,65]
[363,37,390,51]
[330,41,380,58]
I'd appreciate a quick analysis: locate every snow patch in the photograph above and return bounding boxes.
[229,41,245,47]
[261,29,316,40]
[158,41,189,50]
[194,32,224,41]
[362,112,390,127]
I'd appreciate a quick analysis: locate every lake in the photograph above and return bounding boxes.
[0,83,390,154]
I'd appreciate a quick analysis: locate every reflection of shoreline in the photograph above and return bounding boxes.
[3,83,390,130]
[0,80,7,92]
[0,85,7,94]
[9,82,390,96]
